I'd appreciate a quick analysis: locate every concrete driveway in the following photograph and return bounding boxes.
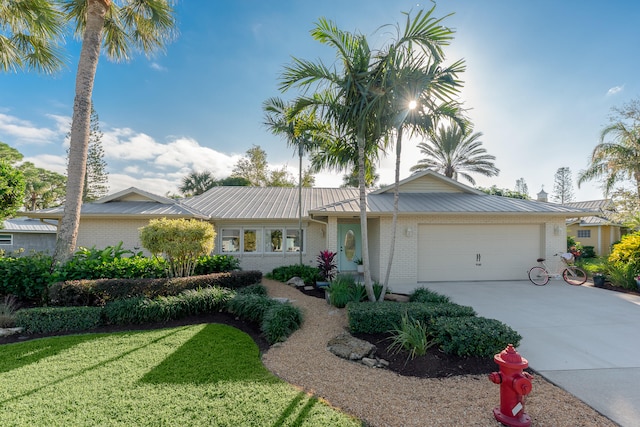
[416,280,640,427]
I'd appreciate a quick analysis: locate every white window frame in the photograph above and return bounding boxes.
[220,227,305,254]
[577,229,591,238]
[0,234,12,245]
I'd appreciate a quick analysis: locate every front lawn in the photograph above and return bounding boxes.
[0,324,361,426]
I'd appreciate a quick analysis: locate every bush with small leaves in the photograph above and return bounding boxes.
[15,306,103,334]
[261,303,303,344]
[409,287,451,304]
[433,316,522,357]
[266,264,321,286]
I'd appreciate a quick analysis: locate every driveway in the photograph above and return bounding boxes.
[417,280,640,427]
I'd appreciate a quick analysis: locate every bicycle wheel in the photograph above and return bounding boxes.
[563,267,587,285]
[528,266,549,285]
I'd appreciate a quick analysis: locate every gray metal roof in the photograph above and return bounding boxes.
[311,192,597,215]
[184,187,360,220]
[1,217,57,233]
[27,200,207,219]
[564,199,614,211]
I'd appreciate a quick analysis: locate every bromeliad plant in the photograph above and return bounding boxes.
[316,250,337,282]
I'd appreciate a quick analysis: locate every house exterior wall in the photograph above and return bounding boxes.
[376,214,567,293]
[567,224,621,256]
[210,220,327,273]
[77,218,153,254]
[0,233,56,255]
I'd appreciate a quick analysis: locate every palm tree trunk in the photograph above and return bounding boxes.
[53,0,108,265]
[381,126,403,300]
[357,133,374,301]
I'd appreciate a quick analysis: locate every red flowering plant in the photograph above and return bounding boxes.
[316,250,337,282]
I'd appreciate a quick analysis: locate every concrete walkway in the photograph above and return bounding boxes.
[411,280,640,427]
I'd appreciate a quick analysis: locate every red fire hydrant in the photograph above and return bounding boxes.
[488,344,534,427]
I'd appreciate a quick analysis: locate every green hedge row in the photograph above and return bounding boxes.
[347,301,476,334]
[48,271,263,306]
[15,306,103,334]
[433,316,522,357]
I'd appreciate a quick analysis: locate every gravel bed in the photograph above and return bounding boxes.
[261,279,617,427]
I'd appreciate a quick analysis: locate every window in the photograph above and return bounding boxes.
[221,229,240,253]
[577,230,591,238]
[243,229,260,252]
[265,229,283,252]
[285,228,302,252]
[0,234,12,245]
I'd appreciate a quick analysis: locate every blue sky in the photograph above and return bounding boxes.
[1,0,638,201]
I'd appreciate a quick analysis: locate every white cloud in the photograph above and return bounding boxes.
[22,154,68,174]
[0,113,60,144]
[607,85,624,96]
[150,62,168,72]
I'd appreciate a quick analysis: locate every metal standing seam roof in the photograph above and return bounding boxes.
[184,187,360,220]
[26,201,208,218]
[311,192,598,215]
[1,217,57,233]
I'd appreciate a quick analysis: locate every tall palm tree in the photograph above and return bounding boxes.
[263,96,326,265]
[54,0,176,264]
[577,122,640,197]
[0,0,65,74]
[280,9,459,301]
[410,123,499,185]
[179,171,216,197]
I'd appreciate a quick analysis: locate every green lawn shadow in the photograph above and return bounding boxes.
[140,323,278,385]
[0,333,104,374]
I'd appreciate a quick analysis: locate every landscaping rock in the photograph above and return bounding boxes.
[327,332,376,360]
[0,327,23,337]
[384,293,410,302]
[286,277,306,288]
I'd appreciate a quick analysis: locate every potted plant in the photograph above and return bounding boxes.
[316,250,337,288]
[593,272,606,288]
[354,257,364,273]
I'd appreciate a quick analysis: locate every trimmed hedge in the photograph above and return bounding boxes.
[15,306,103,334]
[433,316,522,357]
[409,287,452,304]
[102,286,235,325]
[266,264,321,286]
[347,301,476,334]
[49,271,262,306]
[0,253,53,303]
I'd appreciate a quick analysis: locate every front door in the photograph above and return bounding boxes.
[338,224,361,271]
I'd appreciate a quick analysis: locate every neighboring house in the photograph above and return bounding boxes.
[0,217,57,255]
[25,171,595,293]
[564,199,624,257]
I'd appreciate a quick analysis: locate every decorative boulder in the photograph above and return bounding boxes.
[286,277,306,288]
[327,332,376,360]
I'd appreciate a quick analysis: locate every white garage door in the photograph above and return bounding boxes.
[418,224,541,281]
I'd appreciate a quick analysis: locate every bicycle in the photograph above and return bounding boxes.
[528,252,587,286]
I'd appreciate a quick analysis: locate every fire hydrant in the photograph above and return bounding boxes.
[488,344,534,427]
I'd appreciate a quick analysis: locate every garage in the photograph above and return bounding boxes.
[417,224,542,281]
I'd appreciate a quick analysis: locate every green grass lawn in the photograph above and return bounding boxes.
[0,324,362,426]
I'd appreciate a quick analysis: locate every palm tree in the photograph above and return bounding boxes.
[280,9,458,300]
[179,171,217,197]
[410,123,499,185]
[263,97,325,265]
[0,0,65,74]
[54,0,177,264]
[577,122,640,197]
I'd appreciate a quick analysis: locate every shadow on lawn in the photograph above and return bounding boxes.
[0,334,103,374]
[140,323,278,385]
[272,391,320,427]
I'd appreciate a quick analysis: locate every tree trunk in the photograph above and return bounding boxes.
[381,126,403,300]
[357,133,374,301]
[53,0,107,265]
[298,143,303,265]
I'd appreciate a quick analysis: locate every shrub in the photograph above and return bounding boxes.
[236,283,268,296]
[347,301,476,334]
[0,295,19,327]
[606,261,638,290]
[609,232,640,276]
[226,294,280,324]
[194,254,240,274]
[409,287,452,304]
[48,271,262,306]
[316,250,337,281]
[386,313,434,360]
[140,218,216,277]
[433,316,522,357]
[15,306,103,334]
[266,264,321,286]
[328,275,358,308]
[0,253,53,303]
[261,303,303,344]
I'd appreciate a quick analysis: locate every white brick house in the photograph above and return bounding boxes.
[25,171,594,293]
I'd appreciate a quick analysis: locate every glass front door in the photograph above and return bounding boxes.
[338,224,361,271]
